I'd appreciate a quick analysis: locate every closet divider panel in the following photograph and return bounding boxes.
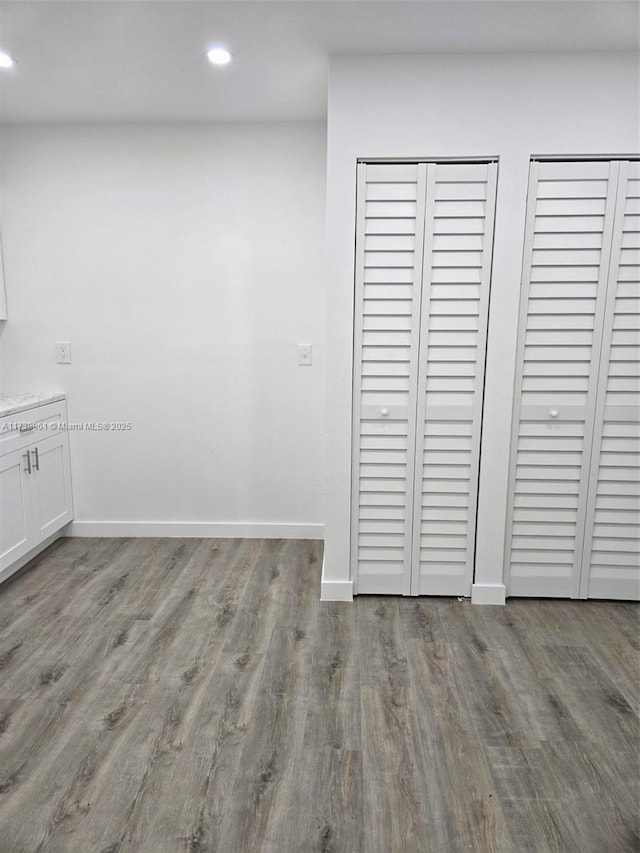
[581,162,640,600]
[411,162,498,595]
[351,163,427,594]
[505,160,620,597]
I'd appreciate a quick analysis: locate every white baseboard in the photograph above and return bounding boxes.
[471,583,507,605]
[320,553,353,601]
[0,530,66,586]
[67,521,324,539]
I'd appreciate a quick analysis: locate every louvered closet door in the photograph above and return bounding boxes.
[351,161,497,596]
[351,163,427,594]
[506,159,639,599]
[581,162,640,600]
[411,163,497,595]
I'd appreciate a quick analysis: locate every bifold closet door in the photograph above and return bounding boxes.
[411,163,497,595]
[351,161,497,595]
[506,159,640,599]
[581,162,640,600]
[351,163,426,595]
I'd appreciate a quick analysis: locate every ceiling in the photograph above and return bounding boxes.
[0,0,637,121]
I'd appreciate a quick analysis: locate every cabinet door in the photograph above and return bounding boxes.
[0,448,32,573]
[29,434,73,540]
[580,162,640,600]
[411,162,497,595]
[351,163,427,594]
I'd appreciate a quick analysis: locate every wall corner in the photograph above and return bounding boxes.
[320,552,354,601]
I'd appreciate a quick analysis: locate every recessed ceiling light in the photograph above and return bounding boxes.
[0,51,15,69]
[206,46,232,66]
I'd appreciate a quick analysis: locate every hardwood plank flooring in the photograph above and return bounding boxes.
[0,538,638,853]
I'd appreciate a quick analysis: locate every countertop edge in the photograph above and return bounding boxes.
[0,392,67,418]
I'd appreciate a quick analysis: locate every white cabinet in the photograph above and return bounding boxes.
[28,433,74,541]
[350,161,498,596]
[505,159,639,600]
[0,447,31,569]
[0,400,73,582]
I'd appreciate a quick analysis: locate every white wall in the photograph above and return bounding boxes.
[324,51,639,600]
[0,122,327,535]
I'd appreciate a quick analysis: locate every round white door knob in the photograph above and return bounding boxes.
[381,408,389,417]
[550,410,559,418]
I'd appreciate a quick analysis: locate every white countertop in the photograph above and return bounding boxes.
[0,392,66,417]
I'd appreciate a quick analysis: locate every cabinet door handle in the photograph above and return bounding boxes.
[23,451,32,474]
[31,447,40,471]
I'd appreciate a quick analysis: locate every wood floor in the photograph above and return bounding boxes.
[0,538,638,853]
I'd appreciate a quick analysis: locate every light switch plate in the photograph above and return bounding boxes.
[55,342,71,364]
[297,344,312,366]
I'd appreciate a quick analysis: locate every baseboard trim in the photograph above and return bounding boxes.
[320,553,353,601]
[0,530,66,586]
[67,521,324,539]
[471,583,507,605]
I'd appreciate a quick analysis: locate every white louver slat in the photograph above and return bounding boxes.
[581,162,640,600]
[411,162,498,595]
[351,161,497,596]
[506,159,640,600]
